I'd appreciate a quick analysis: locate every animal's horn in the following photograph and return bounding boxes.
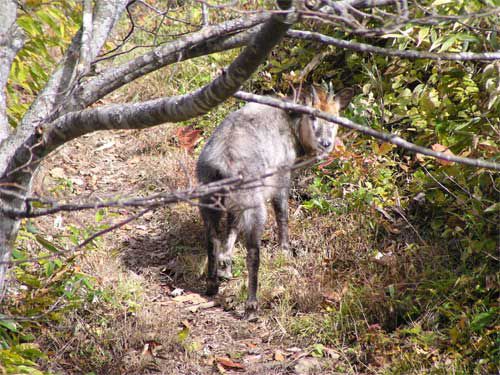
[311,85,319,106]
[327,82,334,102]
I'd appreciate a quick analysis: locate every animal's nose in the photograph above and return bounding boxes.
[320,139,332,149]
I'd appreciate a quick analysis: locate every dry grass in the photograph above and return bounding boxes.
[15,63,483,373]
[22,118,472,374]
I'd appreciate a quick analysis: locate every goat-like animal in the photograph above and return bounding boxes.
[197,86,353,318]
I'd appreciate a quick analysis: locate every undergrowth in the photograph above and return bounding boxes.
[3,0,499,374]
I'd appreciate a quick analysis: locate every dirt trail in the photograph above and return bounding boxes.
[35,126,335,374]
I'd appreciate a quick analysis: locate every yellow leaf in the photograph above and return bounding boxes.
[377,142,395,156]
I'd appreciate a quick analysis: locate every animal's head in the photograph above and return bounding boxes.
[297,86,353,155]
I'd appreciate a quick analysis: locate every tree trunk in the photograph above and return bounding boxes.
[0,2,296,297]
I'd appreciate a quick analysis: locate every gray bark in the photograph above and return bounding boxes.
[0,0,25,144]
[0,1,295,296]
[0,0,25,299]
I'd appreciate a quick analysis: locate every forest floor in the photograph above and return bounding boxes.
[32,125,356,374]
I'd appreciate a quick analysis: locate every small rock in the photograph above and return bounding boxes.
[170,288,184,297]
[294,357,322,375]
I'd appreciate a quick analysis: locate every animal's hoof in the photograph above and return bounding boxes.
[206,280,219,296]
[244,300,259,321]
[244,310,259,322]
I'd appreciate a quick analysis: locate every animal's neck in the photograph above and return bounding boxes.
[290,116,307,157]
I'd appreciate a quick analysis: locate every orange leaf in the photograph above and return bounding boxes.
[215,357,245,371]
[431,143,455,166]
[274,350,286,361]
[175,125,202,153]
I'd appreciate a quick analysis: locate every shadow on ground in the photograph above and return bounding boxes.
[120,206,208,294]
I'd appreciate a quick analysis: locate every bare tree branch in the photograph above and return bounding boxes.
[233,91,500,171]
[288,29,500,61]
[68,12,271,113]
[14,1,130,137]
[310,2,500,36]
[38,12,295,155]
[0,3,297,295]
[0,155,321,220]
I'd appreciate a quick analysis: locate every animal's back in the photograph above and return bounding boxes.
[197,102,299,186]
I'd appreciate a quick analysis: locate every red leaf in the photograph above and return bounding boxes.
[318,156,335,170]
[215,357,245,371]
[175,125,202,153]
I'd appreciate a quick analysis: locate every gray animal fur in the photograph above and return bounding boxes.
[196,87,352,319]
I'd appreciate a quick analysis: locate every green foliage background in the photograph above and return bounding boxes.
[2,0,499,373]
[256,0,499,372]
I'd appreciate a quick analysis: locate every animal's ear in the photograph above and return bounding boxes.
[332,88,354,110]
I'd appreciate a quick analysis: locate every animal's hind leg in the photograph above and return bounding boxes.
[200,204,223,296]
[272,185,290,253]
[217,212,238,280]
[242,204,266,320]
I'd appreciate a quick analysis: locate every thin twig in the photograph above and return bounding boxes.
[233,91,500,171]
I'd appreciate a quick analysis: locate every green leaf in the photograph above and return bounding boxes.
[470,310,496,332]
[35,235,59,253]
[417,27,430,44]
[311,343,325,357]
[0,319,18,333]
[388,284,396,298]
[432,0,453,5]
[13,343,44,361]
[26,222,38,234]
[43,261,55,277]
[95,209,105,223]
[438,35,457,52]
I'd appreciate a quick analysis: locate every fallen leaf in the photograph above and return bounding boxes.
[216,362,227,374]
[140,343,150,357]
[322,290,341,303]
[431,143,455,166]
[187,301,217,313]
[334,137,344,149]
[175,125,202,153]
[244,341,257,349]
[317,156,335,170]
[215,357,245,371]
[323,347,340,360]
[374,142,395,156]
[368,323,382,331]
[95,140,115,152]
[274,350,286,361]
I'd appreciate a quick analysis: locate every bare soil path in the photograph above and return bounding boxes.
[34,126,339,374]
